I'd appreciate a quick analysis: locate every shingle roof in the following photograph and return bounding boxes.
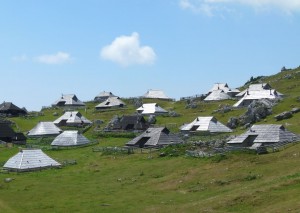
[204,90,232,101]
[52,94,85,107]
[51,130,90,146]
[95,91,116,98]
[120,115,148,130]
[136,103,168,115]
[0,123,16,138]
[27,122,62,137]
[95,97,126,109]
[53,111,92,126]
[126,127,183,148]
[236,83,272,97]
[234,89,281,107]
[143,89,172,100]
[208,83,240,94]
[3,149,61,171]
[180,116,232,133]
[227,124,299,145]
[94,91,117,101]
[0,123,26,144]
[0,102,27,115]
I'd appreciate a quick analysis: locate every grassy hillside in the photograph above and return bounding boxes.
[1,141,300,212]
[1,67,300,212]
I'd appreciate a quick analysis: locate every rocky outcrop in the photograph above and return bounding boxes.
[185,99,198,109]
[239,100,273,125]
[274,111,293,121]
[274,106,300,121]
[227,117,239,129]
[148,115,156,124]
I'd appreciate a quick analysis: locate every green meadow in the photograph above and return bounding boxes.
[1,67,300,212]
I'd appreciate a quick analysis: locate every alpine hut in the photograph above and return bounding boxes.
[142,89,172,100]
[126,127,183,148]
[233,89,281,107]
[3,149,61,172]
[227,124,299,148]
[0,102,27,116]
[119,115,149,130]
[0,123,27,145]
[106,115,149,131]
[95,97,126,110]
[205,83,240,100]
[236,83,273,98]
[180,116,232,133]
[136,103,168,115]
[51,130,90,147]
[94,91,117,102]
[27,122,62,138]
[52,94,85,108]
[53,111,92,127]
[204,90,232,101]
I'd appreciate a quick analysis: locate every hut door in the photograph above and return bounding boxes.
[136,137,150,148]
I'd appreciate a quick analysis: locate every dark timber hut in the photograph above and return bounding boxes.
[0,102,27,116]
[0,123,27,145]
[126,127,183,148]
[227,124,299,148]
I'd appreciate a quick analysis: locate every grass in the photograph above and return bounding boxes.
[2,67,300,212]
[2,143,300,212]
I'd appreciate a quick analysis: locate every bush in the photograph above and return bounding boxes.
[92,132,136,139]
[159,143,193,157]
[211,154,227,163]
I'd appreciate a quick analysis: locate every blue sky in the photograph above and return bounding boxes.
[1,0,300,111]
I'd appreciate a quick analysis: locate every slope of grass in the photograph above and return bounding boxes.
[2,67,300,212]
[1,142,300,212]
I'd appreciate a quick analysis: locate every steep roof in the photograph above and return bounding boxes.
[142,89,172,100]
[120,115,148,130]
[95,91,116,98]
[233,89,281,107]
[209,83,229,92]
[53,111,92,126]
[180,116,232,133]
[227,124,299,145]
[0,102,27,115]
[52,94,85,107]
[236,83,273,97]
[126,127,183,148]
[95,97,126,109]
[204,90,232,101]
[51,130,90,146]
[208,83,240,94]
[0,123,26,144]
[27,122,62,137]
[0,123,16,138]
[3,149,61,171]
[136,103,168,115]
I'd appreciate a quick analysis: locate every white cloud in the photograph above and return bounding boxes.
[12,54,28,62]
[35,52,72,64]
[179,0,214,16]
[100,32,156,66]
[179,0,300,15]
